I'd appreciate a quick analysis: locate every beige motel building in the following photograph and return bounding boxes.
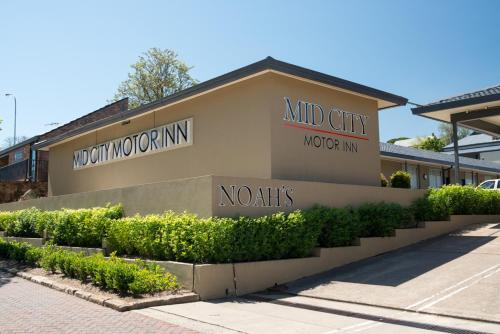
[0,57,497,217]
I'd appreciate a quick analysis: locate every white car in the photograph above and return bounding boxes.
[478,179,500,190]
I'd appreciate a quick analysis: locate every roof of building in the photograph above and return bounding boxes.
[412,84,500,114]
[0,136,40,157]
[380,142,500,174]
[38,98,128,142]
[34,57,408,150]
[394,136,431,147]
[442,133,500,154]
[444,133,495,147]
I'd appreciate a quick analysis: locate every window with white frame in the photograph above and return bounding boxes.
[429,168,443,188]
[405,164,419,189]
[13,150,24,162]
[464,171,473,185]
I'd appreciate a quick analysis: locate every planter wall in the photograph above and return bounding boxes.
[1,236,44,247]
[2,214,500,300]
[190,214,500,300]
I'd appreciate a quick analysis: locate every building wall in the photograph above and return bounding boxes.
[269,75,380,186]
[381,160,402,181]
[47,72,386,195]
[6,144,31,165]
[0,175,427,217]
[48,75,274,195]
[419,165,430,188]
[480,150,500,163]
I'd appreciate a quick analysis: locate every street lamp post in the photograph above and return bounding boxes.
[4,93,17,145]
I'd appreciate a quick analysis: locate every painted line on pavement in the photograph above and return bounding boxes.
[405,264,500,310]
[321,320,375,334]
[417,267,500,311]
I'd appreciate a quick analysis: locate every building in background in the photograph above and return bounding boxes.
[0,136,45,182]
[0,98,128,182]
[412,84,500,184]
[442,132,500,163]
[380,142,500,189]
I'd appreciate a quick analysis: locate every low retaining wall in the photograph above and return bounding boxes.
[190,214,500,299]
[0,175,426,217]
[1,236,44,247]
[120,258,194,291]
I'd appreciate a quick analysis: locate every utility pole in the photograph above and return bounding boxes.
[5,93,17,145]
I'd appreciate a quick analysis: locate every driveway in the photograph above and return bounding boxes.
[283,222,500,322]
[0,269,197,334]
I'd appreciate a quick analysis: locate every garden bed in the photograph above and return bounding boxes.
[1,260,198,311]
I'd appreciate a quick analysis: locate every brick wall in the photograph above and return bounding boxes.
[0,182,48,204]
[39,98,128,141]
[7,144,31,164]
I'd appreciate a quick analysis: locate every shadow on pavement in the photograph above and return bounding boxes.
[0,267,15,288]
[288,233,496,288]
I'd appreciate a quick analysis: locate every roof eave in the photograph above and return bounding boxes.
[34,57,407,150]
[0,136,40,156]
[411,93,500,115]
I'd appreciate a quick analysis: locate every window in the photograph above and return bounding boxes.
[464,172,473,185]
[13,150,24,162]
[406,164,419,189]
[429,169,443,188]
[479,180,495,189]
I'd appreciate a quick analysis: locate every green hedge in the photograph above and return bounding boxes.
[107,211,322,263]
[412,185,500,221]
[0,205,123,248]
[1,185,499,264]
[0,239,178,295]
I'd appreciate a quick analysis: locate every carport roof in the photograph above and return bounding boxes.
[411,84,500,136]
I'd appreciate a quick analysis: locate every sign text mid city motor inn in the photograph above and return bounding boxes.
[283,97,369,152]
[73,118,193,170]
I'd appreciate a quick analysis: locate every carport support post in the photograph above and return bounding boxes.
[452,120,460,184]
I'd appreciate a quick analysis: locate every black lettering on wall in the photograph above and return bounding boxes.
[237,186,253,207]
[218,185,236,206]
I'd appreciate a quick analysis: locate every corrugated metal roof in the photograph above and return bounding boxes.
[444,133,496,147]
[427,84,500,106]
[412,84,500,115]
[380,142,500,174]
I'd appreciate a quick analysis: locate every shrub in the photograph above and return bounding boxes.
[5,208,41,237]
[305,206,361,247]
[411,185,500,221]
[357,202,413,237]
[380,173,388,187]
[107,210,322,263]
[390,171,411,189]
[51,205,122,247]
[0,204,123,247]
[0,211,20,231]
[0,239,178,295]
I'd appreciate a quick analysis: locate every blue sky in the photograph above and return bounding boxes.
[0,0,499,146]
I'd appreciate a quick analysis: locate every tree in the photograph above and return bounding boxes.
[414,133,445,152]
[113,48,198,108]
[438,123,472,146]
[387,137,409,144]
[3,135,29,148]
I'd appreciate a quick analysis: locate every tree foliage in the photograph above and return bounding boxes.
[113,48,198,109]
[414,133,445,152]
[3,135,29,149]
[438,123,472,145]
[387,137,409,144]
